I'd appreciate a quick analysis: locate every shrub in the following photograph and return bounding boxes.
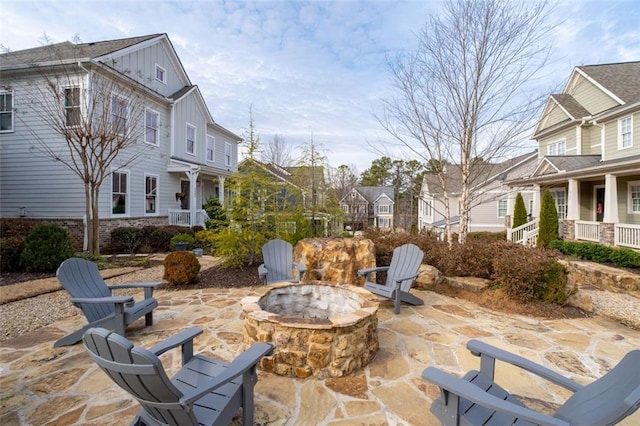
[170,233,196,251]
[194,229,217,253]
[163,251,201,285]
[537,189,559,248]
[512,193,528,228]
[0,236,25,272]
[590,244,614,263]
[110,227,146,254]
[19,224,74,272]
[466,231,506,242]
[610,248,640,268]
[203,196,228,231]
[149,226,188,252]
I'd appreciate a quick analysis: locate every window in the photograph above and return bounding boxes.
[111,95,128,135]
[145,175,158,214]
[0,90,13,132]
[155,64,166,83]
[64,87,80,127]
[186,123,196,155]
[112,171,128,215]
[528,199,534,217]
[378,218,391,228]
[225,142,232,166]
[206,135,215,162]
[378,204,390,214]
[619,116,633,149]
[547,139,566,155]
[629,181,640,214]
[550,189,567,219]
[497,199,508,218]
[145,109,159,145]
[422,198,433,217]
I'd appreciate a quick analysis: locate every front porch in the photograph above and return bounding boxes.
[167,209,209,228]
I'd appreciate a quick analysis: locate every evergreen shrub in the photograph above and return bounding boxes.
[163,251,201,285]
[170,233,196,251]
[19,224,74,272]
[110,227,145,254]
[537,189,559,248]
[512,193,528,228]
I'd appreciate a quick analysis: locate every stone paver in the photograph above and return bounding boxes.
[2,283,640,425]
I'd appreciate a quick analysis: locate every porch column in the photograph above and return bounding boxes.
[532,184,541,218]
[603,174,619,223]
[218,176,226,205]
[188,169,200,227]
[567,179,579,220]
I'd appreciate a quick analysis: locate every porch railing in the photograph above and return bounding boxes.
[575,220,599,242]
[615,223,640,249]
[507,218,539,245]
[168,209,208,228]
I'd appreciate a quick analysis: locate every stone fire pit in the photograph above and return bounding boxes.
[241,281,379,378]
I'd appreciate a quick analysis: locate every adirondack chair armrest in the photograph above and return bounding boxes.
[422,367,570,426]
[108,282,161,299]
[292,262,307,280]
[467,340,583,392]
[391,272,420,284]
[71,295,134,305]
[357,266,389,281]
[180,342,275,404]
[148,327,204,362]
[258,264,268,281]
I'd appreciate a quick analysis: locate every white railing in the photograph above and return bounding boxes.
[168,209,208,228]
[507,218,539,245]
[575,220,600,242]
[523,228,538,246]
[615,223,640,249]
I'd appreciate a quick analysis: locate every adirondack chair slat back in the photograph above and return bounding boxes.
[83,328,198,426]
[385,244,424,292]
[262,239,294,283]
[555,349,640,425]
[57,258,115,323]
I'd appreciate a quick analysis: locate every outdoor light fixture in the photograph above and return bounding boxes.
[19,206,27,217]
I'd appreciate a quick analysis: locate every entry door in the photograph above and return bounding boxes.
[180,180,190,210]
[595,187,605,222]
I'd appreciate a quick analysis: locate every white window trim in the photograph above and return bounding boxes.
[497,199,508,218]
[111,93,129,136]
[225,142,232,166]
[547,139,566,156]
[549,188,567,219]
[144,174,159,216]
[206,134,215,162]
[628,180,640,214]
[378,204,390,214]
[0,89,14,133]
[618,115,633,149]
[61,85,81,128]
[144,108,160,146]
[155,64,167,84]
[185,123,196,156]
[111,169,130,217]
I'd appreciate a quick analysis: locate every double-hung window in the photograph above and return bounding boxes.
[111,95,128,135]
[378,204,390,214]
[550,189,567,219]
[0,90,13,132]
[145,109,159,145]
[629,181,640,214]
[155,64,166,84]
[186,123,196,155]
[64,87,81,127]
[547,139,566,155]
[225,142,232,166]
[619,116,632,149]
[145,175,158,214]
[112,171,128,215]
[206,135,215,162]
[497,199,508,218]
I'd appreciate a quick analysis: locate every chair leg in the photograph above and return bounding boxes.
[145,311,153,326]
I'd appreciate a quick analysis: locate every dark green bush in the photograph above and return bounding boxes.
[19,224,74,272]
[538,189,559,248]
[163,251,201,285]
[610,248,640,268]
[0,236,25,272]
[512,193,528,228]
[170,233,196,251]
[590,244,614,263]
[203,196,228,231]
[110,227,145,254]
[148,226,190,252]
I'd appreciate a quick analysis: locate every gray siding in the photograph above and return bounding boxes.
[172,92,208,160]
[571,74,618,115]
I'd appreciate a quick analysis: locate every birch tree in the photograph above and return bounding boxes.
[377,0,553,243]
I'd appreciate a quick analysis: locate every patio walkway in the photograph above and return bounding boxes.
[2,282,640,425]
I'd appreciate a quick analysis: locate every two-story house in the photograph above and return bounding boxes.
[417,152,539,235]
[0,34,241,249]
[507,61,640,248]
[340,186,394,231]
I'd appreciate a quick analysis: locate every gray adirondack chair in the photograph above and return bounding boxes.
[258,239,307,284]
[54,257,160,347]
[422,339,640,426]
[83,327,274,426]
[357,243,424,314]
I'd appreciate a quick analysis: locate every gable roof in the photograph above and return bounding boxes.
[577,61,640,104]
[550,94,591,120]
[353,186,394,204]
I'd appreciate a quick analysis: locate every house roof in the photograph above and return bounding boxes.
[354,186,394,203]
[550,94,591,119]
[0,34,162,67]
[577,61,640,104]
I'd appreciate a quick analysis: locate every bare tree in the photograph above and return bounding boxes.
[377,0,553,244]
[329,164,359,201]
[261,133,293,166]
[17,43,151,254]
[296,137,329,236]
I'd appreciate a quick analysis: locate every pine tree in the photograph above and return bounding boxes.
[537,189,559,248]
[512,193,528,228]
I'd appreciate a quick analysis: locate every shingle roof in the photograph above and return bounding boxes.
[543,155,602,172]
[0,34,162,67]
[550,94,591,119]
[355,186,394,203]
[578,61,640,104]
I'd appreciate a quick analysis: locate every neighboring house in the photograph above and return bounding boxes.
[417,152,539,235]
[0,34,241,249]
[340,186,394,231]
[506,61,640,248]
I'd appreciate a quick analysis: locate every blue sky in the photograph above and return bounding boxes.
[2,0,639,173]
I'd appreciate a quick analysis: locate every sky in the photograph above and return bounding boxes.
[2,0,639,174]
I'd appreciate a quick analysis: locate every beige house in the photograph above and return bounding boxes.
[507,61,640,248]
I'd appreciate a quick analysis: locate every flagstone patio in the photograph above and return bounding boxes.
[2,282,640,425]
